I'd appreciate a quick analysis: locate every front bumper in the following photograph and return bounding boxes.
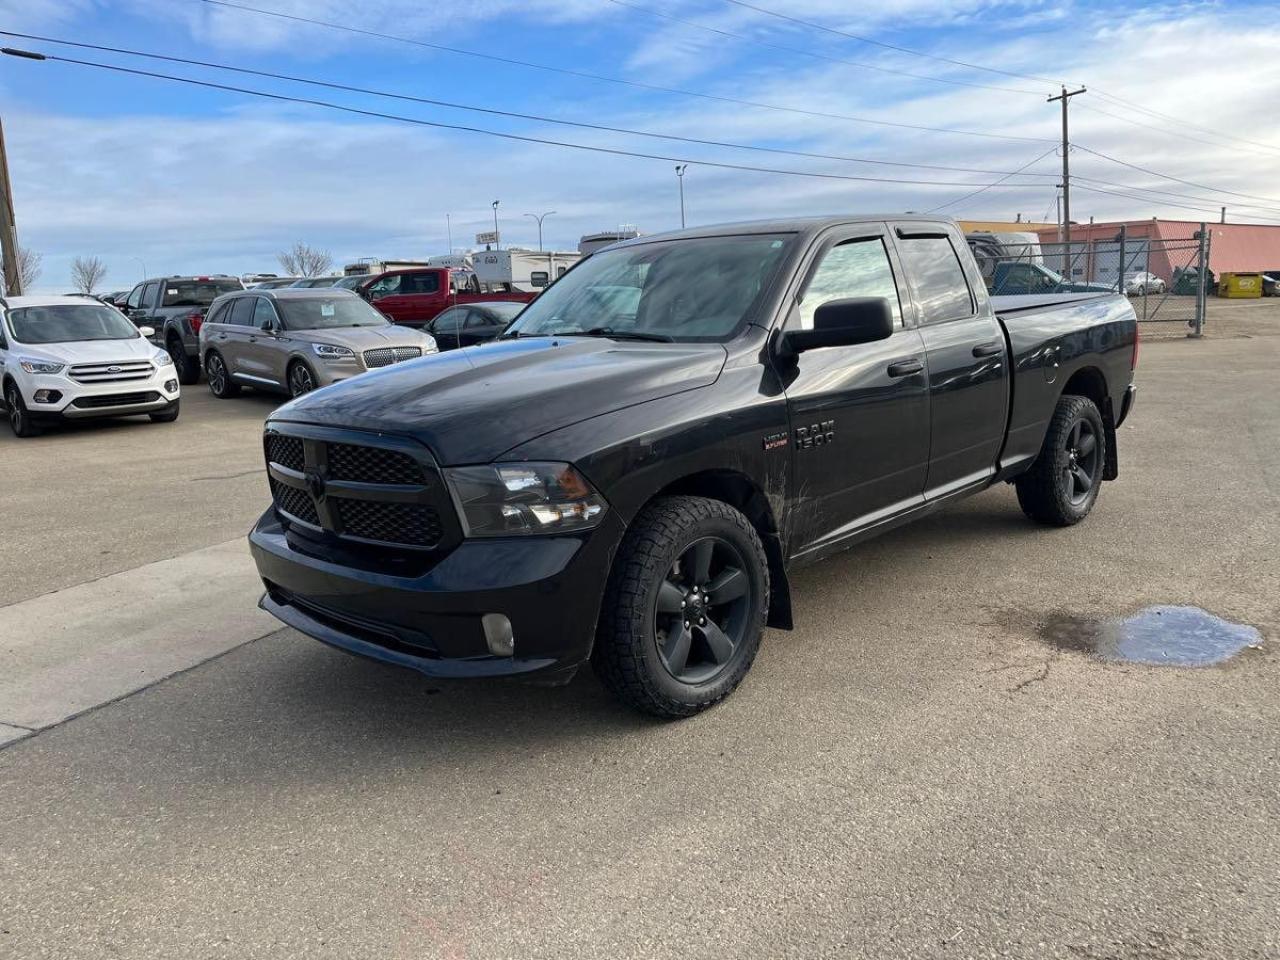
[22,369,180,421]
[249,508,625,680]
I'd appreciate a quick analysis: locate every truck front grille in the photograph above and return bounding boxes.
[68,360,155,384]
[362,346,422,368]
[263,428,451,551]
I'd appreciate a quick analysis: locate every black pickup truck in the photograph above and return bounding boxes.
[249,216,1138,717]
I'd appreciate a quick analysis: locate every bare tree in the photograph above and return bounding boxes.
[277,241,333,278]
[17,245,41,291]
[70,255,108,294]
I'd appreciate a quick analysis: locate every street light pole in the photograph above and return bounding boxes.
[491,200,500,250]
[524,211,557,251]
[131,255,148,281]
[446,213,452,252]
[675,164,687,228]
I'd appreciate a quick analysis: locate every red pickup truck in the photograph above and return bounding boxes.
[354,267,535,328]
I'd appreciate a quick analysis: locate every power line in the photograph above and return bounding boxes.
[715,0,1063,89]
[1074,143,1280,206]
[1071,182,1280,223]
[0,30,1070,180]
[194,0,1056,145]
[1072,173,1280,218]
[926,146,1060,213]
[0,47,1059,190]
[1076,103,1280,159]
[599,0,1041,95]
[1089,87,1280,156]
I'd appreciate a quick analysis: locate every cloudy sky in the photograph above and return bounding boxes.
[2,0,1278,292]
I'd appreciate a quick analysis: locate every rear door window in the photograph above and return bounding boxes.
[896,236,975,324]
[206,301,232,326]
[403,271,440,295]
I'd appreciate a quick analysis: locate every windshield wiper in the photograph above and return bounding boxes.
[575,327,674,343]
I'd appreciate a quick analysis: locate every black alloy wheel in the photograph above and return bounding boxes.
[654,537,754,684]
[1063,417,1101,507]
[205,352,238,398]
[288,362,316,397]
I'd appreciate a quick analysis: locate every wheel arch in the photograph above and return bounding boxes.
[1059,364,1118,481]
[650,469,793,630]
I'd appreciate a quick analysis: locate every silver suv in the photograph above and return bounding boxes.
[199,288,437,399]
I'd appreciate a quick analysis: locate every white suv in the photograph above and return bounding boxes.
[0,295,181,437]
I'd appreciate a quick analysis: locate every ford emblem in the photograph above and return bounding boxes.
[107,365,122,373]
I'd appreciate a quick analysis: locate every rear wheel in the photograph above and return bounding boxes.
[168,336,200,385]
[4,381,41,438]
[593,496,769,718]
[1015,394,1106,526]
[288,360,317,397]
[205,352,240,398]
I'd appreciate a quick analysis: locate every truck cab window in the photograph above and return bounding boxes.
[897,236,974,324]
[403,272,440,295]
[796,238,902,330]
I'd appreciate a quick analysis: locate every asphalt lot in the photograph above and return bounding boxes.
[1,324,1278,958]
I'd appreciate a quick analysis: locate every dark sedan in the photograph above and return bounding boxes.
[424,300,526,350]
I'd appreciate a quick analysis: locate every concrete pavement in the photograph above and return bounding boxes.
[0,333,1277,958]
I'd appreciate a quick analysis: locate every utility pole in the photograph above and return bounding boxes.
[1048,85,1086,276]
[0,117,23,296]
[675,164,687,228]
[524,211,556,251]
[1220,206,1226,224]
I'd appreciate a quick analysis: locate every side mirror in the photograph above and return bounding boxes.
[779,297,894,356]
[138,325,156,338]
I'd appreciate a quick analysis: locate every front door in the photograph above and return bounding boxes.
[779,226,931,557]
[892,226,1009,498]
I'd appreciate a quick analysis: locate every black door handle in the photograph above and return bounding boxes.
[887,358,924,378]
[972,342,1003,358]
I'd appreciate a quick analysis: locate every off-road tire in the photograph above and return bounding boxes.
[169,336,200,385]
[1016,394,1106,526]
[593,496,769,718]
[149,401,180,423]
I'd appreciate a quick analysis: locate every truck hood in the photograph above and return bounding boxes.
[270,336,728,464]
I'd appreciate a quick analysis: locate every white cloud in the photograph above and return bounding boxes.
[7,1,1280,291]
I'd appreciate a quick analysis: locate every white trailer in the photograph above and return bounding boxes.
[472,248,580,292]
[342,258,433,277]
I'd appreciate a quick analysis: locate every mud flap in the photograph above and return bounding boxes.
[1103,399,1119,481]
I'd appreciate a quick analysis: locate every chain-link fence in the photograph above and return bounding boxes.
[966,226,1210,334]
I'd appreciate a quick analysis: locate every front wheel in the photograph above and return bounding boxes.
[169,338,200,386]
[4,382,41,437]
[1015,394,1106,526]
[288,360,317,397]
[593,496,769,718]
[149,401,180,423]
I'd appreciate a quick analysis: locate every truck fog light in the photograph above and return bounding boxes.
[33,389,62,404]
[481,613,515,657]
[164,379,178,392]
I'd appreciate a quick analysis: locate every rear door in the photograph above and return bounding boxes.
[221,296,259,383]
[892,224,1009,499]
[781,224,931,556]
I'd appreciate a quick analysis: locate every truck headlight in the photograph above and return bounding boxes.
[445,462,608,536]
[312,342,354,360]
[19,357,64,375]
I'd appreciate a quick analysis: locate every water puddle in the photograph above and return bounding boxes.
[1039,605,1263,666]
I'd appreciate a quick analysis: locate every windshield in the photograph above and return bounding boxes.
[277,296,389,330]
[504,234,793,342]
[162,279,242,307]
[7,304,142,344]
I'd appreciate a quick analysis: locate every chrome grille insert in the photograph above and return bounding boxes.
[362,346,423,369]
[68,360,155,384]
